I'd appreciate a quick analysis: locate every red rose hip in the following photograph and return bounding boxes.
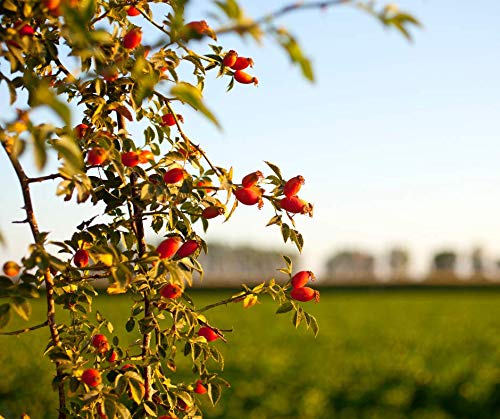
[121,151,140,167]
[234,186,263,206]
[234,70,258,85]
[230,57,253,71]
[163,167,185,184]
[290,287,320,303]
[223,50,238,67]
[291,270,315,289]
[175,240,199,259]
[123,28,142,49]
[279,196,313,215]
[194,380,207,394]
[241,171,263,188]
[87,147,108,166]
[74,249,89,268]
[161,113,184,127]
[198,326,218,342]
[201,206,224,219]
[157,237,182,259]
[283,175,305,198]
[81,368,102,387]
[160,283,183,299]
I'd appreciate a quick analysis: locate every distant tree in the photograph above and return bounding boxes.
[471,247,484,276]
[432,250,457,275]
[325,250,375,281]
[388,247,410,279]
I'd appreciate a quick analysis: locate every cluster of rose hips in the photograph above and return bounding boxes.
[280,175,313,216]
[233,170,313,216]
[120,17,258,87]
[289,270,320,302]
[223,50,259,85]
[80,334,117,388]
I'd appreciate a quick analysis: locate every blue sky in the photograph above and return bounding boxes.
[1,1,500,277]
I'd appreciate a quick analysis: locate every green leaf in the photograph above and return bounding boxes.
[27,76,71,127]
[128,378,145,404]
[0,276,14,290]
[277,31,314,82]
[51,135,84,175]
[115,401,132,419]
[125,317,135,332]
[17,283,40,298]
[309,314,319,337]
[292,309,303,328]
[281,223,290,243]
[264,161,283,180]
[171,82,220,128]
[104,399,117,419]
[0,304,12,329]
[208,382,222,406]
[282,255,292,271]
[11,297,31,321]
[276,301,294,314]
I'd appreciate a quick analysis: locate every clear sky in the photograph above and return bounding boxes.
[1,1,500,278]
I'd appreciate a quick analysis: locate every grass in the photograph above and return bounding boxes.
[0,289,499,418]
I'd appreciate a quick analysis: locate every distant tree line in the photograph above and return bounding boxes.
[194,243,294,286]
[172,242,500,286]
[323,246,500,284]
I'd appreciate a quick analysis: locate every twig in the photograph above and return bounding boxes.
[197,290,255,313]
[216,0,350,35]
[137,7,171,39]
[28,173,64,183]
[0,320,49,336]
[159,96,225,179]
[90,9,110,25]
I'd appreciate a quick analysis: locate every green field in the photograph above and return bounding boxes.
[1,290,499,418]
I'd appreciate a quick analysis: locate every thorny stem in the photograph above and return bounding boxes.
[1,141,67,419]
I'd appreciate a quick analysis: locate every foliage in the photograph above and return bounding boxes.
[0,0,419,418]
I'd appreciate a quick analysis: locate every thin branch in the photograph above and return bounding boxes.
[216,0,350,35]
[28,173,64,183]
[137,7,171,38]
[158,95,225,178]
[1,142,67,419]
[0,320,49,336]
[197,290,255,313]
[53,57,71,78]
[90,9,110,25]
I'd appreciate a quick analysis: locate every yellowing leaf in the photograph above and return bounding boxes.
[243,295,258,309]
[97,253,114,267]
[107,282,127,295]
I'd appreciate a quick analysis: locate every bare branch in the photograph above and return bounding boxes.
[216,0,350,34]
[28,173,64,183]
[0,320,49,336]
[1,142,67,419]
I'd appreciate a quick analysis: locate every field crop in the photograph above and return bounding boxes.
[0,290,499,418]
